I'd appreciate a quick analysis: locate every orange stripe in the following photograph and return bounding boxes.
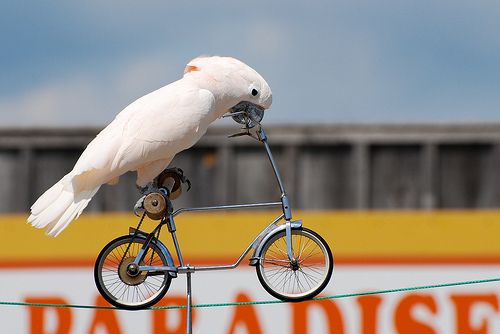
[0,259,95,269]
[335,257,500,265]
[2,256,500,269]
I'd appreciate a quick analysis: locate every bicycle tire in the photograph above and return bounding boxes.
[256,228,333,301]
[94,235,172,310]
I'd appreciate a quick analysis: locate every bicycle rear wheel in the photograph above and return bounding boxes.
[94,235,172,310]
[256,228,333,301]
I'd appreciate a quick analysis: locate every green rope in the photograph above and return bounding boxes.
[1,277,499,311]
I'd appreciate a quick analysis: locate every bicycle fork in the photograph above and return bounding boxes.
[284,220,295,261]
[282,194,297,264]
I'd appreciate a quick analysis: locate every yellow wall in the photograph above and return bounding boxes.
[2,210,500,266]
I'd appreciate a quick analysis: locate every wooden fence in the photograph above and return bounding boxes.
[1,124,499,212]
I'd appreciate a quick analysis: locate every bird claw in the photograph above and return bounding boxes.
[134,168,190,215]
[137,183,157,195]
[133,195,146,217]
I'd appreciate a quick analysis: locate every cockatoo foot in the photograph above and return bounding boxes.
[137,183,157,195]
[133,195,146,217]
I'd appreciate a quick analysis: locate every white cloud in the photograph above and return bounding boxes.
[0,77,97,126]
[0,54,182,127]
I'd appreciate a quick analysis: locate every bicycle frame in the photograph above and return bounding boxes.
[134,126,301,275]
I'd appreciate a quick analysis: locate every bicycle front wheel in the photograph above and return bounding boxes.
[256,228,333,301]
[94,235,172,310]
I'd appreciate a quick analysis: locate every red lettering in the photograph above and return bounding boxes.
[394,294,437,334]
[87,295,123,334]
[291,299,344,334]
[226,293,263,334]
[450,294,499,334]
[153,296,195,334]
[357,295,382,334]
[24,297,72,334]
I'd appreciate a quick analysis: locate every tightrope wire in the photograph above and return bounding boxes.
[1,277,499,310]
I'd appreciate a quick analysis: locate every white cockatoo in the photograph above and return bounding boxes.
[28,56,272,236]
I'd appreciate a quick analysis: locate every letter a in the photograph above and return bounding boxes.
[87,295,123,334]
[227,293,264,334]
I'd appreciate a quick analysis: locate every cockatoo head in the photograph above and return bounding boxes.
[183,56,272,120]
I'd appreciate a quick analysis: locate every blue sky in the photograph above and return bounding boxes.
[1,1,499,126]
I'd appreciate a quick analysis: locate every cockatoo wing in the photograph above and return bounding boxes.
[29,79,215,236]
[110,82,216,174]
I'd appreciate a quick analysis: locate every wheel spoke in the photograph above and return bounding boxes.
[95,237,171,309]
[258,229,332,300]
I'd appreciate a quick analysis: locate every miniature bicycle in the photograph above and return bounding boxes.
[94,103,334,310]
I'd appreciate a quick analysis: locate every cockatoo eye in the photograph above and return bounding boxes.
[251,88,259,96]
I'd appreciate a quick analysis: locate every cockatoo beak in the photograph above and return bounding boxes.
[230,101,266,128]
